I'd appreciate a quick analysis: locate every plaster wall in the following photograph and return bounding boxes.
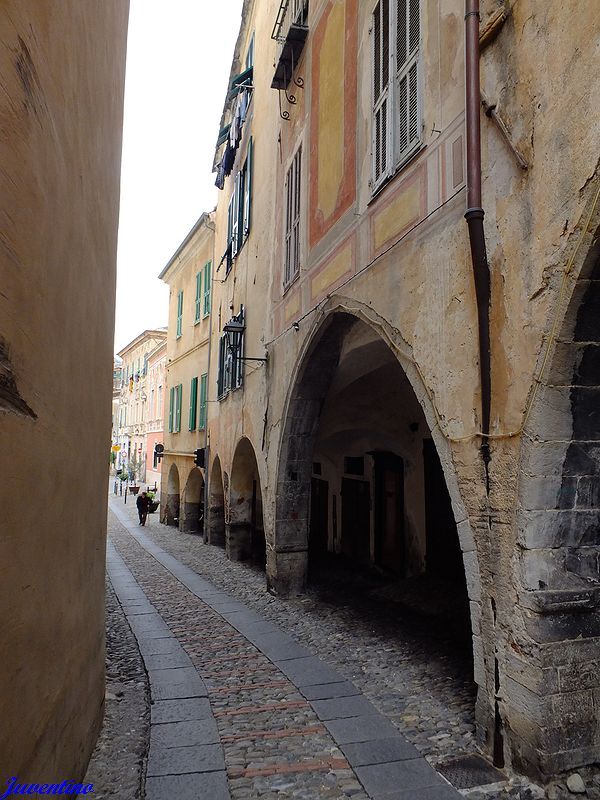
[0,1,128,779]
[205,0,600,779]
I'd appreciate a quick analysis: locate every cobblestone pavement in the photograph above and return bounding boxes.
[106,496,587,799]
[83,577,150,798]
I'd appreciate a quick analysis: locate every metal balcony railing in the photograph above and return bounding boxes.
[271,0,309,90]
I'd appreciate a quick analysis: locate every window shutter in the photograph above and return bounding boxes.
[396,0,420,163]
[177,290,183,337]
[203,261,212,316]
[195,272,202,322]
[244,137,253,238]
[372,0,391,187]
[199,373,207,429]
[175,384,182,432]
[217,337,225,398]
[168,386,174,432]
[231,177,239,257]
[189,377,198,430]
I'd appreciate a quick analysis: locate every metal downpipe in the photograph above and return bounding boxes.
[465,0,492,488]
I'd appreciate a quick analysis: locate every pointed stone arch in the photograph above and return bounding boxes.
[228,437,266,566]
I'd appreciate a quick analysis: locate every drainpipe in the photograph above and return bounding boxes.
[465,0,491,490]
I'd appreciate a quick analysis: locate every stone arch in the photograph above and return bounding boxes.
[165,463,180,526]
[207,456,226,547]
[228,437,266,565]
[270,304,484,736]
[272,303,478,591]
[181,467,204,535]
[513,218,600,776]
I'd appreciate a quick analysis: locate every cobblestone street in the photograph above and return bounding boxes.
[89,497,565,799]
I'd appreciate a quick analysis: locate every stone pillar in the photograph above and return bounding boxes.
[181,501,200,534]
[226,521,253,561]
[266,547,308,596]
[207,502,226,546]
[165,493,179,526]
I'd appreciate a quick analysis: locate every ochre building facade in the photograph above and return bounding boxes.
[0,1,128,781]
[158,0,600,782]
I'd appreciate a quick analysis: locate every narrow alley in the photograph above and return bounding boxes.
[88,497,547,800]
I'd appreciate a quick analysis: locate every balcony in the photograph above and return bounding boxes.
[271,0,309,90]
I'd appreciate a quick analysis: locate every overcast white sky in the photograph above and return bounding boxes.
[114,0,243,354]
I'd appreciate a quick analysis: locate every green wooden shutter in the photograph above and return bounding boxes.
[199,373,208,429]
[177,384,183,431]
[203,261,211,317]
[195,273,202,322]
[177,290,183,337]
[217,337,225,398]
[244,137,253,238]
[168,386,174,432]
[189,377,198,430]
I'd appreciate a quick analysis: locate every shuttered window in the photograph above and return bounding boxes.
[203,261,211,317]
[189,377,198,430]
[198,373,208,429]
[242,138,253,241]
[174,383,182,432]
[195,272,202,323]
[396,0,421,163]
[371,0,421,189]
[216,309,245,400]
[284,146,302,286]
[176,290,184,337]
[168,386,174,432]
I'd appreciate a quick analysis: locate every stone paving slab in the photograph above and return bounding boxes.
[152,698,214,725]
[323,713,402,744]
[145,772,230,800]
[340,737,420,766]
[108,502,463,799]
[355,759,446,796]
[374,786,461,800]
[151,719,220,748]
[147,742,225,775]
[311,694,380,720]
[300,681,361,700]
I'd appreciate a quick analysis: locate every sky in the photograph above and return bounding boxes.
[114,0,243,354]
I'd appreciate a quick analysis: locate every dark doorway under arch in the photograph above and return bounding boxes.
[228,437,266,567]
[164,463,180,526]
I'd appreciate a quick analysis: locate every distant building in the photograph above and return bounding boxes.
[111,359,122,449]
[158,213,214,533]
[116,329,167,483]
[145,340,167,493]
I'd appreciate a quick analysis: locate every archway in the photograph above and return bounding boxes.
[181,467,204,535]
[207,456,226,547]
[165,463,180,526]
[228,437,266,566]
[272,309,480,695]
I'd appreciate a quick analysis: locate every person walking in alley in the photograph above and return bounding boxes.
[136,491,150,526]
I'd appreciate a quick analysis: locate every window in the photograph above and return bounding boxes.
[203,261,212,317]
[246,32,255,69]
[189,377,198,430]
[225,138,254,270]
[371,0,421,190]
[176,290,184,337]
[158,385,163,416]
[174,383,182,432]
[198,373,208,429]
[195,272,202,323]
[284,146,302,285]
[168,386,174,432]
[217,309,245,399]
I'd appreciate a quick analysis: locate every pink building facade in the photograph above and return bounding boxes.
[145,340,167,494]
